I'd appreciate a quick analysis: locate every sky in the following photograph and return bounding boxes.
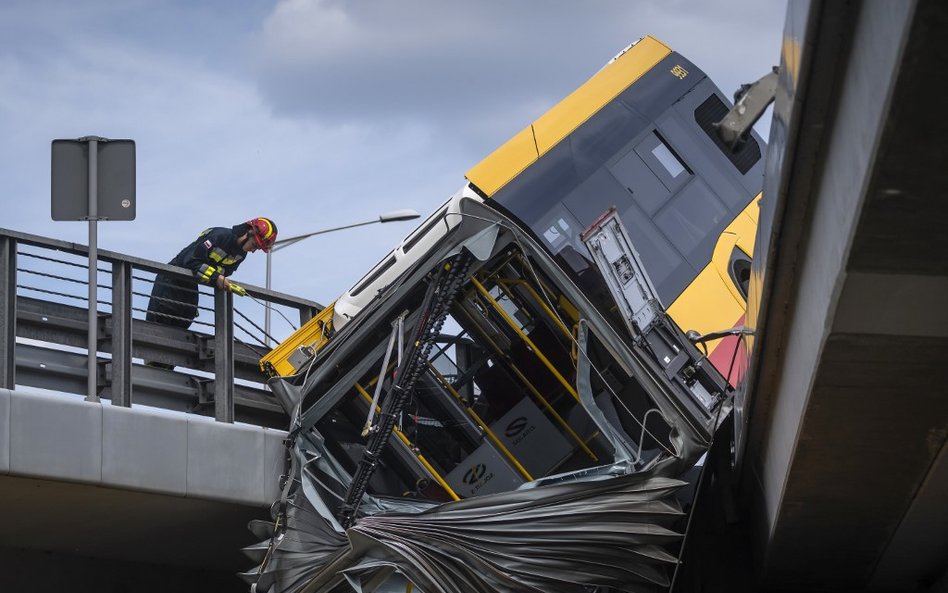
[0,0,787,343]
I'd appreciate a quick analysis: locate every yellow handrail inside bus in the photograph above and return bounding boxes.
[426,362,534,482]
[353,382,460,501]
[470,277,580,403]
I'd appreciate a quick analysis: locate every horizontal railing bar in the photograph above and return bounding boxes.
[1,226,322,310]
[16,296,271,383]
[1,226,319,426]
[15,342,285,428]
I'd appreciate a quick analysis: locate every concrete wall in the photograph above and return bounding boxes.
[0,387,286,506]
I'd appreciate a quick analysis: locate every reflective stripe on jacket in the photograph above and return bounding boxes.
[170,226,246,286]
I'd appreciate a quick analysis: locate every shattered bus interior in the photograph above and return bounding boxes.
[244,34,767,593]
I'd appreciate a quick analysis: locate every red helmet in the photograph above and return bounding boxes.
[248,217,278,252]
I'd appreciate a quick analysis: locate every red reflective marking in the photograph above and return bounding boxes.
[707,314,747,387]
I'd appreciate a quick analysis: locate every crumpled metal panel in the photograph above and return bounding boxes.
[245,474,685,593]
[240,494,347,593]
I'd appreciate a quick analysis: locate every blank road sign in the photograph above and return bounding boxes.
[51,138,136,221]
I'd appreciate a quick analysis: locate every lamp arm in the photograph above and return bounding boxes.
[272,219,379,252]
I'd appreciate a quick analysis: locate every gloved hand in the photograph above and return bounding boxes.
[229,282,247,297]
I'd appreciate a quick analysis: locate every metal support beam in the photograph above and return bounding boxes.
[716,68,779,149]
[0,235,15,389]
[110,260,133,406]
[214,289,235,423]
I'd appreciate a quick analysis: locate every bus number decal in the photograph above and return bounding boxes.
[671,65,689,80]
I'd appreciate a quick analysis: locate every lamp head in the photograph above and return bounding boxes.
[379,209,421,223]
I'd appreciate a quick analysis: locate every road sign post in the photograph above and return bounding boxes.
[51,136,135,402]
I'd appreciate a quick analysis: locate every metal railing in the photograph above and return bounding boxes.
[0,227,322,428]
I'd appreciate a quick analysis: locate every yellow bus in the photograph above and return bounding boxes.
[250,35,765,593]
[466,34,762,386]
[265,35,762,386]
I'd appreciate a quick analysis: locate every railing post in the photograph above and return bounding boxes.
[0,236,15,389]
[299,305,317,327]
[110,260,133,406]
[214,288,235,423]
[86,138,100,403]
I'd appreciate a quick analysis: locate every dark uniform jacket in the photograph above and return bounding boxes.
[146,225,247,328]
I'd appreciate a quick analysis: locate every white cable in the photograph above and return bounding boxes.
[362,313,406,436]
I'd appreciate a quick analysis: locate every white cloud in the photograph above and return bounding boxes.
[260,0,359,59]
[0,0,788,333]
[251,0,784,155]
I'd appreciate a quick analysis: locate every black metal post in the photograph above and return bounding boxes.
[0,236,15,389]
[299,305,317,327]
[110,260,133,406]
[214,288,235,423]
[86,137,100,402]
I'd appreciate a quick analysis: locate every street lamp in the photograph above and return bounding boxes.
[264,209,422,343]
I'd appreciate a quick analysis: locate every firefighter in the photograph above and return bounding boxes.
[145,217,277,337]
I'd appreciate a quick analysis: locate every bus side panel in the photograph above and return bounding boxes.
[482,51,766,380]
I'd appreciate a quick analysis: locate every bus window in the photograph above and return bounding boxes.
[694,94,762,175]
[350,253,396,297]
[542,216,574,252]
[729,247,752,300]
[652,141,686,178]
[634,132,691,194]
